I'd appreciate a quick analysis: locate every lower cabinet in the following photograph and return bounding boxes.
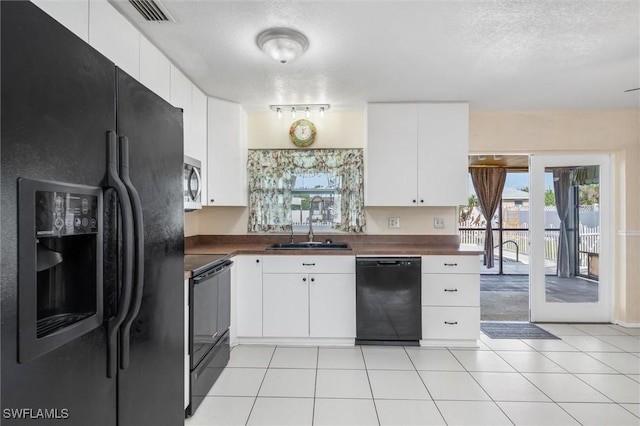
[263,273,356,338]
[261,255,355,340]
[235,255,263,338]
[309,274,356,338]
[263,273,309,337]
[421,255,480,346]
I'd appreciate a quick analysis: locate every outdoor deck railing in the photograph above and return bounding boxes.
[460,225,600,270]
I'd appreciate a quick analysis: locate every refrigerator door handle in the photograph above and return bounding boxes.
[118,136,145,371]
[105,131,135,378]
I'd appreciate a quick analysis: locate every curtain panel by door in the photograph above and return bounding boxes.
[246,149,365,233]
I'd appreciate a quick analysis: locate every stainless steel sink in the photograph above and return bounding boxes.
[267,242,351,250]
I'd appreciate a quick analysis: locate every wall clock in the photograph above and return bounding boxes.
[289,119,316,147]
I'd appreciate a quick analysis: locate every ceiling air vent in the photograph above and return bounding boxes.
[129,0,175,22]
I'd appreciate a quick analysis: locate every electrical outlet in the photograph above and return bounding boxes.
[434,217,445,229]
[388,217,400,228]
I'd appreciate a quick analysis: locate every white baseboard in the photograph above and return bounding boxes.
[234,337,356,346]
[614,321,640,328]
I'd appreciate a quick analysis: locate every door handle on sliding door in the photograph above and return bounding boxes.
[118,136,145,371]
[105,131,134,378]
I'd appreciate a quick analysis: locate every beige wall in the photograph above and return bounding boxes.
[188,110,458,236]
[469,109,640,325]
[186,108,640,323]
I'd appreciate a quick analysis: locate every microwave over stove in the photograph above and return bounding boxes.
[183,156,202,211]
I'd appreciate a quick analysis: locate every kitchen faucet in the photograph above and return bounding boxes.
[308,195,324,243]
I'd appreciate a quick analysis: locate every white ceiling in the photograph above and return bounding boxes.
[111,0,640,112]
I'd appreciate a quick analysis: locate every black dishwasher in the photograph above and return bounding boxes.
[356,257,421,345]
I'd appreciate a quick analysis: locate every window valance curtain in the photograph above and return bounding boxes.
[247,149,365,233]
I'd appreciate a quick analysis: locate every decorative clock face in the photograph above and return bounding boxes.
[289,119,316,147]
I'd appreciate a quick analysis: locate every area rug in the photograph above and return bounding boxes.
[481,322,560,339]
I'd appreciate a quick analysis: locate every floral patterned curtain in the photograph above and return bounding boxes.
[247,149,365,233]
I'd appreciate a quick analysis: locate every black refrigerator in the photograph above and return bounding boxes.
[1,2,185,425]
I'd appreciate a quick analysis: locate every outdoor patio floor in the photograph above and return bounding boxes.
[481,274,600,322]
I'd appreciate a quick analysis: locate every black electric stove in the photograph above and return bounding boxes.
[184,253,233,418]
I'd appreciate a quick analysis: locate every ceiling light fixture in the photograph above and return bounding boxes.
[257,28,309,64]
[270,104,330,119]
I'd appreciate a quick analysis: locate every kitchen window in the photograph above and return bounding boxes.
[247,149,365,233]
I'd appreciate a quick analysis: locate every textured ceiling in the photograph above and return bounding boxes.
[111,0,640,111]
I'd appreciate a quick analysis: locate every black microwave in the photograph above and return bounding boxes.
[184,156,202,211]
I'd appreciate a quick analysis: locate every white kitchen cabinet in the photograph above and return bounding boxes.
[32,0,89,42]
[365,102,469,207]
[89,0,140,80]
[421,254,480,346]
[365,103,418,206]
[416,103,469,206]
[207,97,248,206]
[262,256,356,339]
[309,274,356,338]
[139,36,171,103]
[263,273,309,337]
[234,255,263,338]
[189,85,208,199]
[170,65,192,152]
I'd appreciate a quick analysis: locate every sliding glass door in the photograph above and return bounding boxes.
[529,154,612,322]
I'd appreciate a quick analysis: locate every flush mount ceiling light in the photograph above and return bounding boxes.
[257,28,309,64]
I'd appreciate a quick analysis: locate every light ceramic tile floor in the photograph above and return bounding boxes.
[186,323,640,425]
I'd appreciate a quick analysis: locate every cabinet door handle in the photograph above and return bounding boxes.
[256,259,260,263]
[302,263,316,266]
[412,199,417,203]
[303,277,307,282]
[420,199,424,203]
[310,278,315,282]
[210,198,215,203]
[444,321,458,325]
[444,289,458,292]
[444,263,458,267]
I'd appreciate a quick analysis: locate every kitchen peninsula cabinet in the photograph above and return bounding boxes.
[261,256,355,340]
[207,97,248,206]
[365,102,469,207]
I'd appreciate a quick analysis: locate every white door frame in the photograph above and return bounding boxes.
[529,153,613,323]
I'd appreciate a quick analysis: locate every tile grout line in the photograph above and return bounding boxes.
[360,346,382,426]
[311,346,318,426]
[449,346,517,425]
[243,345,277,426]
[489,340,585,425]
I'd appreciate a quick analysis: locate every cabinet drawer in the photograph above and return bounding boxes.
[421,255,480,274]
[262,255,355,274]
[421,274,479,306]
[421,307,480,340]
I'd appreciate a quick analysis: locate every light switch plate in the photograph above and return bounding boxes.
[388,217,400,228]
[434,217,445,229]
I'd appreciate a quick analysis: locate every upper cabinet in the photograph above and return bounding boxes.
[88,0,140,80]
[140,37,171,103]
[190,86,208,199]
[365,102,469,207]
[207,97,248,206]
[169,65,192,149]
